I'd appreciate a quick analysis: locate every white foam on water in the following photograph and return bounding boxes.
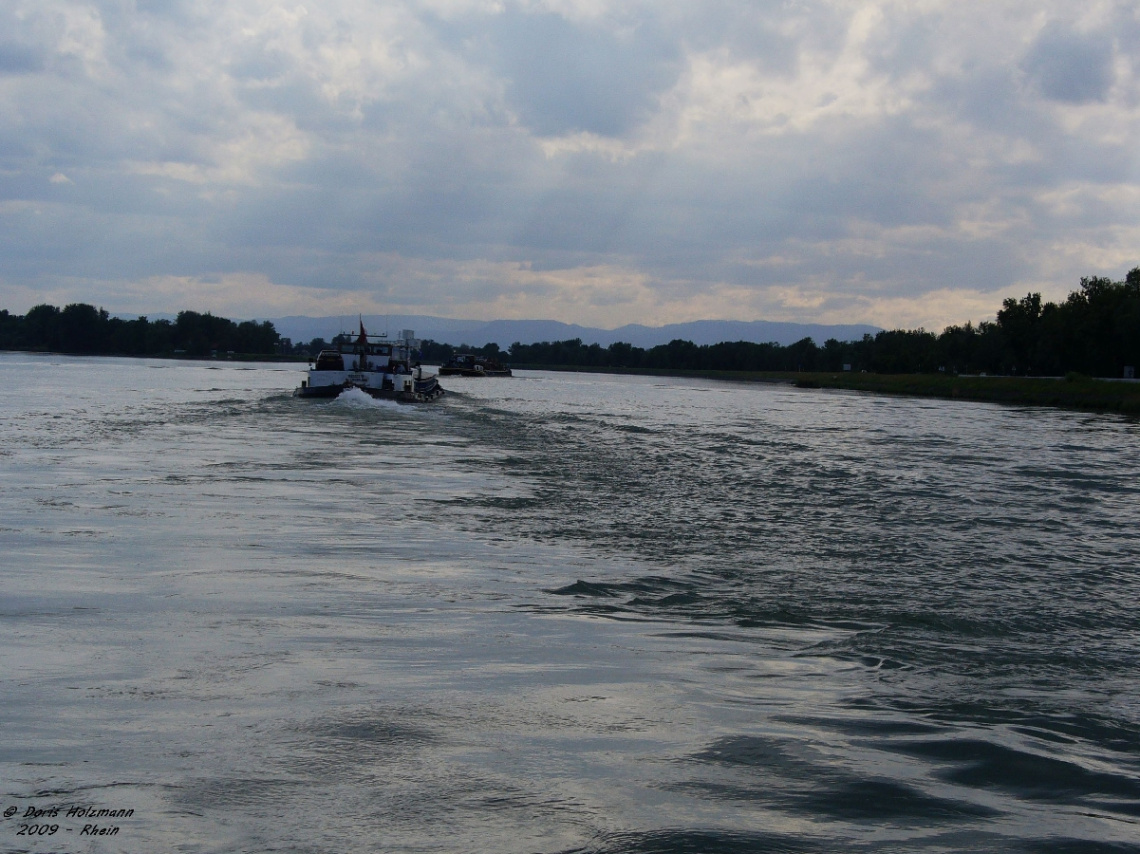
[333,386,406,411]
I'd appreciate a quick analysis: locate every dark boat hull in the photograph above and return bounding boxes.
[294,378,445,402]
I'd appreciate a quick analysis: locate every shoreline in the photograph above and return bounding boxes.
[511,363,1140,415]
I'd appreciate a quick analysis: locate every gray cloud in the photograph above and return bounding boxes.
[1022,24,1115,104]
[460,10,682,137]
[0,42,46,75]
[1,1,1138,329]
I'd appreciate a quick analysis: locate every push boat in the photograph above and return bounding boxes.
[438,353,513,377]
[294,324,445,402]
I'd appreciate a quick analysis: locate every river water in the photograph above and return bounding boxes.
[1,352,1138,853]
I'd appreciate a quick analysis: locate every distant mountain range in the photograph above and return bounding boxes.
[268,314,880,349]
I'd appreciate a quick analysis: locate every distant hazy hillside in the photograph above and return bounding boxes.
[270,314,880,349]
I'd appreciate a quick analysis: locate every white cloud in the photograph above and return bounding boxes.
[127,112,311,186]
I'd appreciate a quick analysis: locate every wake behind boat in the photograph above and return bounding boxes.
[294,323,444,402]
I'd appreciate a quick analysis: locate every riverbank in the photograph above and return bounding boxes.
[787,371,1140,414]
[0,347,306,362]
[513,364,1140,414]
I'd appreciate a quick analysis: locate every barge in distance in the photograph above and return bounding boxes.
[294,324,445,402]
[438,353,513,377]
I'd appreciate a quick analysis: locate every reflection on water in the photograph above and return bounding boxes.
[1,354,1138,852]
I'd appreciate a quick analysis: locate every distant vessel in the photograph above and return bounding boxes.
[294,323,445,402]
[438,353,513,377]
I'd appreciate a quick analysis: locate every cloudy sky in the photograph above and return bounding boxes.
[2,0,1138,329]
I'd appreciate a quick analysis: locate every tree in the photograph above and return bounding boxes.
[23,304,62,351]
[996,292,1043,373]
[59,303,107,353]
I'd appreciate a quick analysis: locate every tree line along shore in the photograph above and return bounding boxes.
[2,268,1138,413]
[426,268,1140,380]
[0,304,280,359]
